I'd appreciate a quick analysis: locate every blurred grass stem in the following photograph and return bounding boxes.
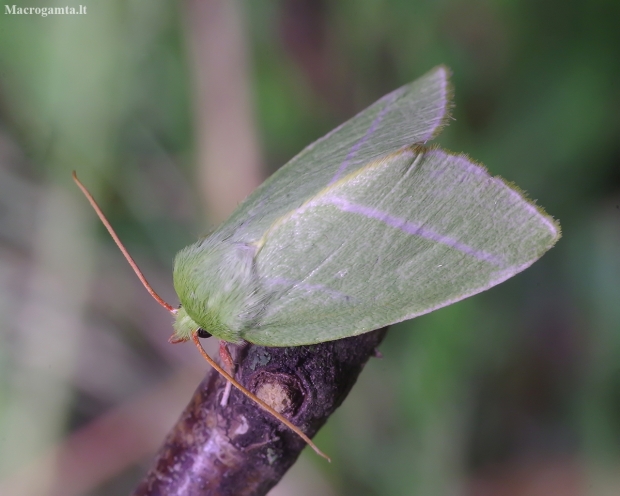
[185,0,264,225]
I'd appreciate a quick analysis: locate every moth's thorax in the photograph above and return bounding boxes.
[172,236,263,343]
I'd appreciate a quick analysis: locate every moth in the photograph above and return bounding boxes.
[74,66,560,460]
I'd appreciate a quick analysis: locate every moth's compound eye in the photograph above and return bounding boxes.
[197,328,212,339]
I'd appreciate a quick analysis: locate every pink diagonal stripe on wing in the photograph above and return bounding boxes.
[327,197,505,267]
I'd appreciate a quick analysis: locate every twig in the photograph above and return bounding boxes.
[133,327,388,496]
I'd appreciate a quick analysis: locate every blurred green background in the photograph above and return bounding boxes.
[1,0,619,494]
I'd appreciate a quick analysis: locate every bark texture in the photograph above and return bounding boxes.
[133,327,388,496]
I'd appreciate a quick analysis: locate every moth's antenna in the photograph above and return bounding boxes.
[72,171,177,315]
[74,171,329,461]
[191,332,331,462]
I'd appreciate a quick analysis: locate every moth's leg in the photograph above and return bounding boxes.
[219,340,235,372]
[219,341,235,406]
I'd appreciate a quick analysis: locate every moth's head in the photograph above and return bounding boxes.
[171,305,200,342]
[168,305,214,342]
[171,238,256,344]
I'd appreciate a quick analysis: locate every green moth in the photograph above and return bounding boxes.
[74,66,559,460]
[172,65,560,346]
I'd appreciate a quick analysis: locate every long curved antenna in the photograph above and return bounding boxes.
[72,171,177,314]
[191,332,331,462]
[74,171,329,461]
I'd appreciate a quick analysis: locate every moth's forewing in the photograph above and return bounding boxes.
[218,66,452,243]
[243,148,559,346]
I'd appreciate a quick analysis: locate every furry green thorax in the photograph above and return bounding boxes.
[171,236,263,344]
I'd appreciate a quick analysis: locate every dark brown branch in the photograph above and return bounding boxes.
[132,327,388,496]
